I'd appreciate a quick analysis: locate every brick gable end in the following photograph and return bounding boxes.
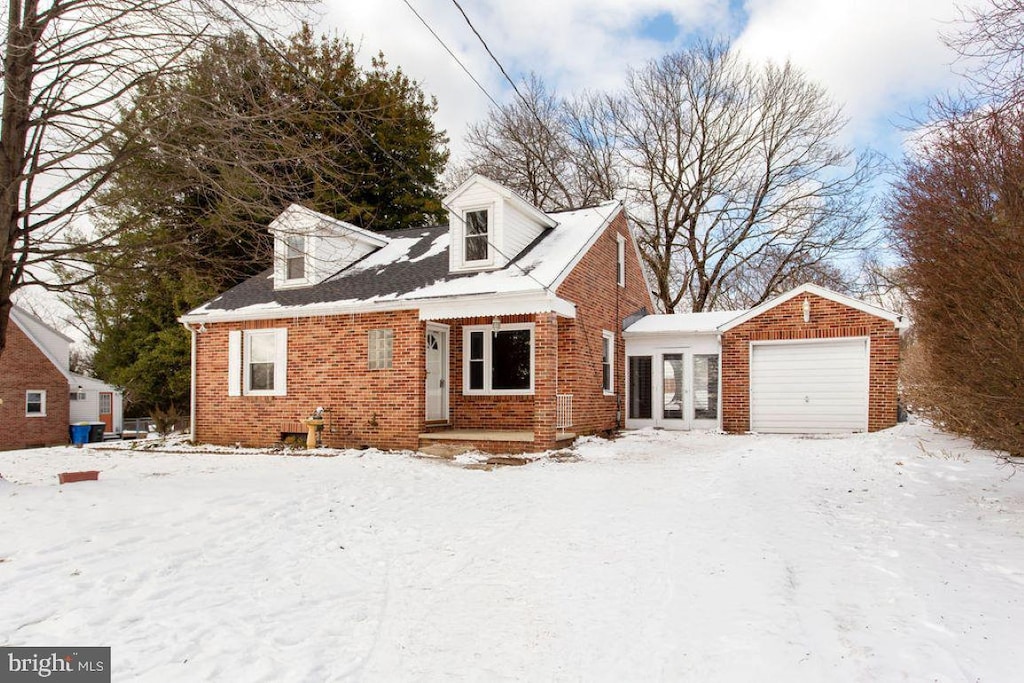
[720,293,900,433]
[0,323,70,450]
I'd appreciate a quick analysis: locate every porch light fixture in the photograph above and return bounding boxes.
[198,322,207,333]
[492,316,501,333]
[802,297,811,323]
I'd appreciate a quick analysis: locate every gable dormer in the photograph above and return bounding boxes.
[269,205,389,290]
[445,175,557,274]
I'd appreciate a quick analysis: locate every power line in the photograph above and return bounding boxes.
[449,0,526,105]
[214,0,559,296]
[445,0,578,208]
[399,0,502,110]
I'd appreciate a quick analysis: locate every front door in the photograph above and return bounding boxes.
[425,325,449,422]
[99,392,113,432]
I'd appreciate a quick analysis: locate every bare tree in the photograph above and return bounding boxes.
[947,0,1024,104]
[611,41,877,312]
[0,0,311,358]
[461,42,877,312]
[462,74,618,210]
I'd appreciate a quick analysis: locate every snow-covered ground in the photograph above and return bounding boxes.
[1,424,1022,681]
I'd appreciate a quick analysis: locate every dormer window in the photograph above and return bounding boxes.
[285,234,305,281]
[465,209,490,263]
[444,175,557,274]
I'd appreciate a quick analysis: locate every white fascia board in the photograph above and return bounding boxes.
[179,298,419,325]
[9,312,74,382]
[268,204,389,248]
[10,306,75,343]
[179,291,576,326]
[718,283,906,332]
[69,372,120,393]
[547,203,623,291]
[417,290,576,320]
[444,174,557,229]
[622,327,722,338]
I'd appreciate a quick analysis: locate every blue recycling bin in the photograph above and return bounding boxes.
[70,424,91,447]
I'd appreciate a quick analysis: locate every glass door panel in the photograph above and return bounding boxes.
[662,353,684,420]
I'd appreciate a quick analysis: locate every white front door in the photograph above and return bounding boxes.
[425,325,449,422]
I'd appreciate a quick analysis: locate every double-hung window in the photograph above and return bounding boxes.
[285,234,305,281]
[601,331,615,394]
[26,390,46,417]
[616,234,626,287]
[463,323,534,394]
[229,328,288,397]
[464,209,490,264]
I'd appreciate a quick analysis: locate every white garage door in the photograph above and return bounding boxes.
[750,339,868,433]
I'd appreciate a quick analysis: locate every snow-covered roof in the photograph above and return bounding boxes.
[624,310,744,335]
[269,204,390,247]
[719,283,908,331]
[181,201,622,324]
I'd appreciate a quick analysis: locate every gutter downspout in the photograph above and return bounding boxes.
[182,322,197,441]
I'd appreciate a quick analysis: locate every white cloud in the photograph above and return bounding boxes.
[319,0,719,159]
[312,0,983,162]
[734,0,984,149]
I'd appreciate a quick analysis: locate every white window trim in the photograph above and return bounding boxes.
[284,234,308,284]
[368,329,394,370]
[461,206,495,269]
[462,323,535,396]
[241,328,288,397]
[602,330,615,395]
[275,233,312,289]
[26,390,46,417]
[616,234,626,287]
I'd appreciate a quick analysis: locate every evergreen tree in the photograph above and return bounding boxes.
[68,27,448,415]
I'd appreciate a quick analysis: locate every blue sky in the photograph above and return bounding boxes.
[321,0,982,167]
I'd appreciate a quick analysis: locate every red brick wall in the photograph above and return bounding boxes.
[192,209,653,453]
[0,323,70,450]
[555,211,653,437]
[194,310,425,450]
[445,313,536,432]
[721,293,900,433]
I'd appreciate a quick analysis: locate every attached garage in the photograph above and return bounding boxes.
[623,284,905,435]
[720,284,904,434]
[749,338,869,433]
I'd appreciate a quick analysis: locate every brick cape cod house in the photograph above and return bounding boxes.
[180,175,654,453]
[1,307,124,450]
[181,175,905,453]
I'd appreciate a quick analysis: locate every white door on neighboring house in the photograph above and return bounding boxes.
[425,325,449,422]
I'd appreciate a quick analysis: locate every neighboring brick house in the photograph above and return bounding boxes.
[0,307,124,450]
[622,284,906,434]
[181,175,653,453]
